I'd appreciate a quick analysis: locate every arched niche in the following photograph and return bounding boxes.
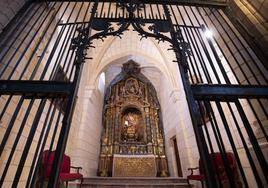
[121,107,145,143]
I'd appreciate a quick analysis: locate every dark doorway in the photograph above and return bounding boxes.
[172,137,183,177]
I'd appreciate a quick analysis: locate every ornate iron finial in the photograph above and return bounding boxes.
[117,0,144,14]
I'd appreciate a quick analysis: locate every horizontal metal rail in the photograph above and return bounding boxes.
[36,0,228,8]
[0,80,71,98]
[192,84,268,100]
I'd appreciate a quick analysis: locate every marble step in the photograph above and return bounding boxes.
[77,177,189,188]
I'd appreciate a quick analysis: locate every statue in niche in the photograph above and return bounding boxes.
[122,109,143,142]
[125,78,141,96]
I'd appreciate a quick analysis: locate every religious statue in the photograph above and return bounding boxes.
[122,111,139,141]
[124,78,141,96]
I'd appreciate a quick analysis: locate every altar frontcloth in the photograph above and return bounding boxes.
[113,154,156,177]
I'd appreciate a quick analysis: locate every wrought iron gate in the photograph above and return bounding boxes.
[0,0,267,187]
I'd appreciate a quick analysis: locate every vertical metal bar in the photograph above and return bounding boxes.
[68,3,92,80]
[190,26,222,83]
[156,4,162,19]
[143,4,147,19]
[107,2,112,18]
[60,4,81,74]
[195,6,268,143]
[197,101,215,153]
[30,101,62,188]
[27,100,62,188]
[0,96,13,124]
[47,2,97,187]
[203,101,224,152]
[193,7,267,186]
[198,25,229,84]
[11,98,48,187]
[49,4,81,81]
[100,2,105,18]
[234,100,268,183]
[180,6,216,83]
[190,26,214,83]
[214,9,268,83]
[163,4,217,188]
[49,24,77,80]
[0,99,34,186]
[169,6,203,83]
[122,3,125,18]
[215,101,239,188]
[64,3,87,79]
[39,24,68,79]
[20,3,65,80]
[191,26,222,83]
[0,4,52,78]
[202,7,257,85]
[198,100,224,188]
[37,101,58,188]
[225,102,253,188]
[0,1,34,47]
[0,3,57,79]
[0,3,42,63]
[115,2,118,18]
[0,97,24,157]
[149,4,154,19]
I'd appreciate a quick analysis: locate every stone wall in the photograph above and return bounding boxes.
[0,0,28,34]
[226,0,268,62]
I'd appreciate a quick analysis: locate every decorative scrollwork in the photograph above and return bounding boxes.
[132,21,172,44]
[71,26,91,64]
[148,20,170,34]
[90,19,129,41]
[85,1,192,71]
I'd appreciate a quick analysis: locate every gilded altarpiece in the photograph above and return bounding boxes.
[98,61,169,177]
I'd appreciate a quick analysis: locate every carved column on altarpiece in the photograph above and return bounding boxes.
[150,107,157,155]
[155,110,169,177]
[113,105,120,154]
[98,107,110,176]
[145,107,153,154]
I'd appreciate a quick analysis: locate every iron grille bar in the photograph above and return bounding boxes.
[0,1,267,187]
[27,100,62,188]
[224,101,258,188]
[195,5,268,143]
[47,2,97,187]
[11,98,47,187]
[0,80,72,97]
[36,0,228,8]
[235,100,268,184]
[0,0,35,41]
[163,4,218,188]
[207,8,268,84]
[0,3,55,79]
[192,84,268,100]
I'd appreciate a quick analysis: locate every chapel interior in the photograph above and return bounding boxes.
[0,0,268,188]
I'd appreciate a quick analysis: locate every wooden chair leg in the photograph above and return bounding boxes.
[57,180,61,188]
[80,178,83,188]
[187,179,191,188]
[65,181,68,188]
[201,180,204,188]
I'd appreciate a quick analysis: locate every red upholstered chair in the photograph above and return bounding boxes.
[187,152,236,188]
[42,150,83,188]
